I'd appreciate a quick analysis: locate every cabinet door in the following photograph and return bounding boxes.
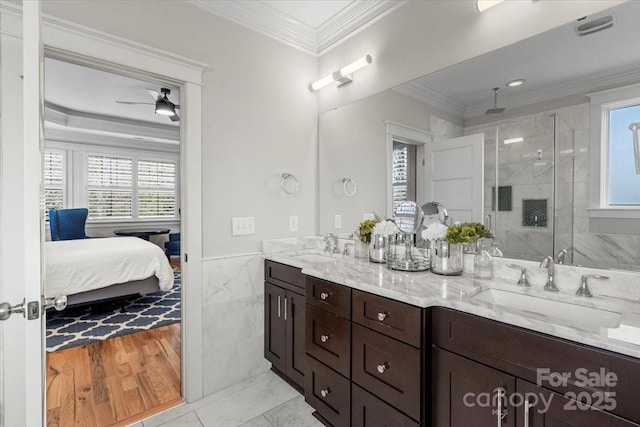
[286,289,305,389]
[516,379,640,427]
[432,347,516,427]
[265,282,287,374]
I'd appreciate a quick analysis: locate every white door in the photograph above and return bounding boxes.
[424,134,484,223]
[0,2,45,426]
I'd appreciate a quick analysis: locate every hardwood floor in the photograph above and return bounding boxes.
[46,323,182,427]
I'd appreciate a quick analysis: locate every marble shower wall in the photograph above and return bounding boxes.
[461,102,640,271]
[201,254,270,396]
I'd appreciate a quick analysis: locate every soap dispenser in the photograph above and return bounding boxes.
[474,241,493,279]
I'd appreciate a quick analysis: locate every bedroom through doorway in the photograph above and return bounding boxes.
[43,57,183,426]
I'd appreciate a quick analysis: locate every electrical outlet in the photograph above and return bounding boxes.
[289,215,298,232]
[363,213,375,220]
[334,214,342,229]
[232,216,255,236]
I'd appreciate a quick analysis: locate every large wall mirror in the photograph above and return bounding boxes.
[318,1,640,272]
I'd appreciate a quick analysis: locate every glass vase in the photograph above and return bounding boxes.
[430,240,464,275]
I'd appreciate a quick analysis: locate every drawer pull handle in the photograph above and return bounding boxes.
[320,292,330,300]
[320,387,331,398]
[377,312,387,321]
[320,334,330,343]
[377,363,389,374]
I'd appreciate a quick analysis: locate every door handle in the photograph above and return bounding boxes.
[0,298,25,321]
[43,295,67,312]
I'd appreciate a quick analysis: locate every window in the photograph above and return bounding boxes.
[589,83,640,217]
[607,103,640,205]
[44,150,65,214]
[392,142,416,210]
[87,155,133,219]
[138,159,176,218]
[43,144,179,222]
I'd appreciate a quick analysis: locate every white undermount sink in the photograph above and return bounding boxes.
[289,253,337,263]
[473,289,622,328]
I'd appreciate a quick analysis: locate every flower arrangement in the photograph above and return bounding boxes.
[421,223,449,241]
[372,220,399,236]
[445,222,493,244]
[356,219,380,244]
[421,222,492,244]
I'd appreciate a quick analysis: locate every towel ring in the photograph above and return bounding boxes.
[281,173,299,195]
[342,177,357,197]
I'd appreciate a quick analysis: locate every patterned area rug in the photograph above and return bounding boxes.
[46,270,181,352]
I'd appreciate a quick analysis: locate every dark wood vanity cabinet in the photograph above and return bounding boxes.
[264,260,306,391]
[432,307,640,427]
[304,278,427,427]
[305,276,353,426]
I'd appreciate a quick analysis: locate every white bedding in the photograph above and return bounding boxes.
[45,236,175,298]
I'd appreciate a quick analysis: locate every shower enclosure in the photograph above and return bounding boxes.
[475,113,576,263]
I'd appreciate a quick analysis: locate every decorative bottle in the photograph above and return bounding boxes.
[474,241,493,279]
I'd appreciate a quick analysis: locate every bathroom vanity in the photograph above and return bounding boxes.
[263,254,640,427]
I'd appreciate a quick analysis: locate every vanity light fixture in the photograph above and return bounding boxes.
[477,0,505,12]
[504,137,524,145]
[310,55,372,91]
[506,78,526,87]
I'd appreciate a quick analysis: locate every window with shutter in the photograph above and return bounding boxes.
[87,155,133,219]
[392,142,416,210]
[44,150,65,217]
[137,159,176,218]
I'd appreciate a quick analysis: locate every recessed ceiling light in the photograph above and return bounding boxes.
[506,79,526,87]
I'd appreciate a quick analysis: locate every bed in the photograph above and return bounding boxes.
[45,236,175,306]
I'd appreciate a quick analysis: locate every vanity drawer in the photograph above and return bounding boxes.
[352,289,422,348]
[432,307,640,424]
[352,324,421,420]
[305,355,351,427]
[265,260,305,291]
[306,304,351,377]
[352,384,420,427]
[306,276,351,319]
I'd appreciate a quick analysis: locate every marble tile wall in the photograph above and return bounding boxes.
[460,102,640,271]
[201,254,271,396]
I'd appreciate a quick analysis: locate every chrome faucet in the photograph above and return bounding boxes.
[539,256,559,292]
[323,234,340,254]
[576,274,609,297]
[556,248,568,264]
[342,242,354,256]
[507,264,530,287]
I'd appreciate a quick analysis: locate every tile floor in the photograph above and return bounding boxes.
[132,371,322,427]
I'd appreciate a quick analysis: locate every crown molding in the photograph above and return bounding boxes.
[393,81,467,117]
[189,0,405,55]
[317,1,407,54]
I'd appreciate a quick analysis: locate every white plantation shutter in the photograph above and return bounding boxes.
[44,150,65,216]
[87,155,133,219]
[137,159,176,218]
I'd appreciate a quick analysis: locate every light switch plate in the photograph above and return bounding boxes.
[334,214,342,229]
[289,215,298,232]
[363,213,375,220]
[232,216,255,236]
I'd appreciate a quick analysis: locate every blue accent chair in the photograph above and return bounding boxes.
[165,232,180,259]
[49,208,90,241]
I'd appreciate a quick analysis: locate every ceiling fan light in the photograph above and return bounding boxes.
[155,99,176,116]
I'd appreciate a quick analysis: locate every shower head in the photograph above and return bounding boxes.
[485,87,506,114]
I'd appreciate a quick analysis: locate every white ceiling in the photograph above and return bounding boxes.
[396,1,640,119]
[44,58,180,127]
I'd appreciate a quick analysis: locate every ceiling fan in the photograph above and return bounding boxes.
[116,87,180,122]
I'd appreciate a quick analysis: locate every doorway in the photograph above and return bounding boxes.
[43,57,184,426]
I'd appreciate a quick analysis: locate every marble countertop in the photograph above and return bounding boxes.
[264,248,640,359]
